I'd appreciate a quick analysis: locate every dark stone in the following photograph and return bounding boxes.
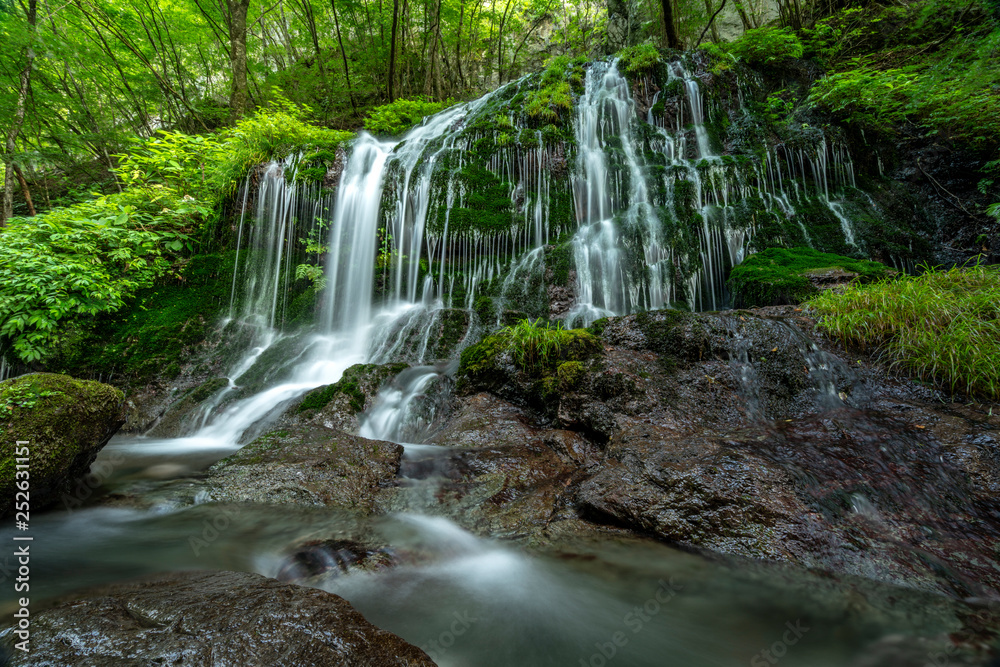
[5,570,434,666]
[204,422,403,513]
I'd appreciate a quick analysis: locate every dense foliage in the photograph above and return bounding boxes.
[364,98,455,136]
[0,108,350,363]
[810,264,1000,400]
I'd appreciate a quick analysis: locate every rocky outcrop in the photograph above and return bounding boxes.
[7,570,434,666]
[0,373,125,517]
[202,422,403,513]
[451,308,1000,597]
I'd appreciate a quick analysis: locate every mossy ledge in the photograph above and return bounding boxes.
[728,247,892,308]
[0,373,125,516]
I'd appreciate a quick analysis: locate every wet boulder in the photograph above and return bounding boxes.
[0,373,125,517]
[296,362,409,433]
[203,422,403,514]
[6,570,434,666]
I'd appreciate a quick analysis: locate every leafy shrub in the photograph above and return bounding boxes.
[807,24,1000,148]
[726,27,804,66]
[809,263,1000,399]
[616,43,661,72]
[1,105,352,363]
[364,98,454,136]
[0,191,197,362]
[728,247,891,307]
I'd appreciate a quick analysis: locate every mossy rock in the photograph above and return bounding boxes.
[458,322,603,406]
[297,363,409,415]
[728,247,891,308]
[0,373,125,517]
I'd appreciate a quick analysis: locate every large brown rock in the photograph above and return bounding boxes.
[6,570,434,666]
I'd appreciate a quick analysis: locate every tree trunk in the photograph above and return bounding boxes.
[2,0,36,227]
[732,0,752,30]
[660,0,680,49]
[704,0,720,42]
[331,0,359,116]
[12,165,35,217]
[698,0,728,45]
[227,0,251,119]
[388,0,399,101]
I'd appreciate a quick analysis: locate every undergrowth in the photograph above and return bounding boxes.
[809,262,1000,399]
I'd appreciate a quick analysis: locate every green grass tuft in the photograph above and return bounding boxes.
[809,263,1000,399]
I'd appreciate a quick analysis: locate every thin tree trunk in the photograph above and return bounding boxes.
[703,0,720,42]
[698,0,728,45]
[388,0,399,101]
[2,0,37,227]
[12,165,35,216]
[227,0,252,118]
[455,0,465,89]
[331,0,359,115]
[660,0,680,49]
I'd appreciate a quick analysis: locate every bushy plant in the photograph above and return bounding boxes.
[809,263,1000,399]
[725,27,804,66]
[0,191,192,361]
[363,98,454,136]
[806,18,1000,148]
[616,43,661,73]
[1,103,352,363]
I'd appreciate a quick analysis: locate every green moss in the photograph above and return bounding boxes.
[460,319,601,380]
[0,373,123,514]
[556,361,585,390]
[728,247,891,308]
[524,56,586,125]
[296,362,408,414]
[188,377,230,403]
[634,309,710,370]
[546,241,574,285]
[291,149,339,186]
[616,43,662,73]
[44,252,236,384]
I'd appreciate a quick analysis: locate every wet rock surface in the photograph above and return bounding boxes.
[444,308,1000,598]
[295,362,410,433]
[203,423,403,512]
[6,570,434,666]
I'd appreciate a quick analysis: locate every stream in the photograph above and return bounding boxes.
[4,58,993,665]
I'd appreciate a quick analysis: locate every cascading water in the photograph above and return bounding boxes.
[568,60,674,326]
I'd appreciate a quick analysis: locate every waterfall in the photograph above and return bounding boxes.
[567,60,671,326]
[148,56,877,447]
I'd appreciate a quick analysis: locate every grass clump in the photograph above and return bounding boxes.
[616,43,661,72]
[728,247,891,307]
[809,263,1000,399]
[460,318,601,378]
